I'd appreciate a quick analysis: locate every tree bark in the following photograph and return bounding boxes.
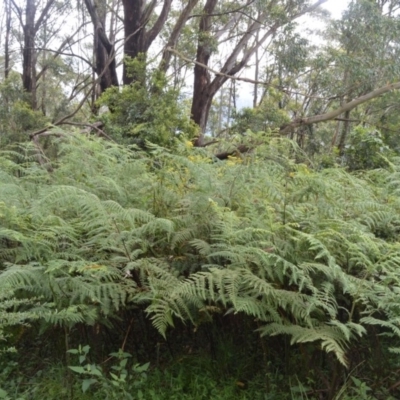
[122,0,145,84]
[122,0,172,85]
[191,0,218,145]
[4,0,12,79]
[12,0,56,108]
[337,110,351,155]
[22,0,36,106]
[253,26,260,108]
[84,0,119,94]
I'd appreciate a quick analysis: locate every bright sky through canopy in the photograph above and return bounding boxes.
[324,0,351,19]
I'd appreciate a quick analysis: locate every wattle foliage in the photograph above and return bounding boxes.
[1,133,400,368]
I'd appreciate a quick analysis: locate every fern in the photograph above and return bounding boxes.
[3,133,400,367]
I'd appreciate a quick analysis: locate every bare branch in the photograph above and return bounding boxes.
[280,81,400,134]
[34,0,56,33]
[35,21,92,82]
[145,0,172,49]
[159,0,201,72]
[167,47,329,99]
[189,0,256,19]
[10,0,23,27]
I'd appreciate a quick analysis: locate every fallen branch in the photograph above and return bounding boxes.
[214,144,250,160]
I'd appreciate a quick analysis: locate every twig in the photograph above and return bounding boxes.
[121,317,134,351]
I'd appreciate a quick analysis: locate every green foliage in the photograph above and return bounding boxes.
[97,57,197,147]
[68,345,149,399]
[232,89,291,134]
[0,73,48,144]
[2,132,400,396]
[345,125,391,170]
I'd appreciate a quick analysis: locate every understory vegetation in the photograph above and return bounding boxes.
[1,132,400,399]
[3,0,400,397]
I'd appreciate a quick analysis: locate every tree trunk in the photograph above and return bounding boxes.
[22,0,36,107]
[191,0,218,145]
[84,0,119,95]
[338,110,351,156]
[122,0,172,85]
[122,0,145,85]
[253,26,260,108]
[13,0,56,109]
[4,0,12,79]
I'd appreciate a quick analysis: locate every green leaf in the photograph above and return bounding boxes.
[110,372,119,380]
[82,378,97,393]
[133,362,150,373]
[120,358,128,368]
[88,366,103,377]
[68,366,85,374]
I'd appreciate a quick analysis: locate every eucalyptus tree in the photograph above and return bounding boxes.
[3,0,12,79]
[188,0,328,145]
[325,0,400,153]
[121,0,173,85]
[11,0,58,108]
[84,0,119,94]
[8,0,91,110]
[231,26,314,140]
[282,0,400,149]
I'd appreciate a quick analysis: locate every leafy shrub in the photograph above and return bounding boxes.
[68,345,149,399]
[0,73,48,144]
[97,57,198,147]
[345,125,391,170]
[232,88,290,134]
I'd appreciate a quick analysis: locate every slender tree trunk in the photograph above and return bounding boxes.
[227,82,232,133]
[338,110,351,155]
[159,0,200,73]
[31,50,37,109]
[16,0,56,108]
[253,27,260,108]
[40,19,47,115]
[91,26,99,110]
[109,0,118,44]
[217,86,223,134]
[191,0,218,145]
[4,0,12,79]
[22,0,36,107]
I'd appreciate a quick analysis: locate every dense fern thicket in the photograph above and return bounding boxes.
[1,133,400,398]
